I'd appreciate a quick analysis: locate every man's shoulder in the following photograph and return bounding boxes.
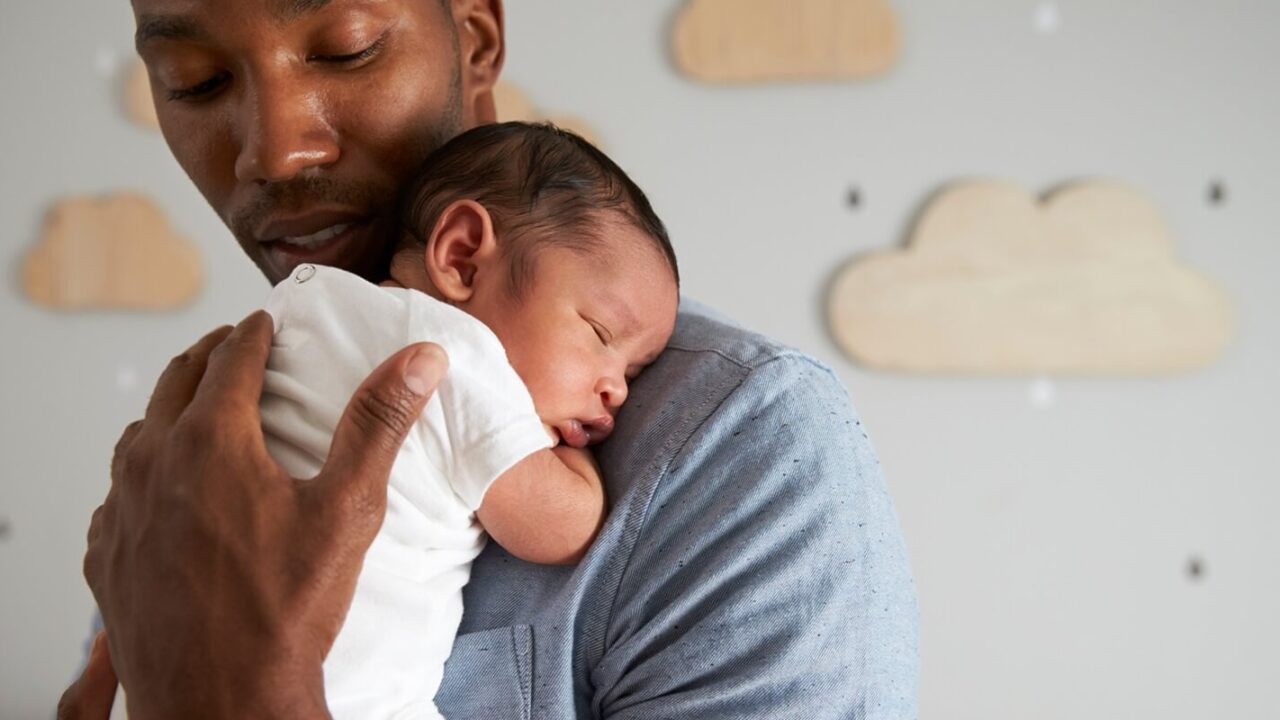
[602,298,862,501]
[668,296,815,373]
[642,297,850,418]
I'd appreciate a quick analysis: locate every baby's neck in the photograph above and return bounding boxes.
[384,248,436,296]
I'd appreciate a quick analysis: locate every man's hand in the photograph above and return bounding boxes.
[81,311,448,720]
[57,632,117,720]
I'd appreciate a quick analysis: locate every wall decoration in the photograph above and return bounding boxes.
[827,179,1233,375]
[493,82,602,147]
[125,59,160,130]
[671,0,900,84]
[23,193,202,310]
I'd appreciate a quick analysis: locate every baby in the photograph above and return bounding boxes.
[259,122,679,719]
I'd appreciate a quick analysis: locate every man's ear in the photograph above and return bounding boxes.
[451,0,505,126]
[425,199,501,303]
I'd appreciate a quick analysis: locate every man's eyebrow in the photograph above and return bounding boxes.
[273,0,334,21]
[135,1,335,49]
[134,14,208,49]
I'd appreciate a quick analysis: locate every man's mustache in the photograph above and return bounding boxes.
[229,177,386,240]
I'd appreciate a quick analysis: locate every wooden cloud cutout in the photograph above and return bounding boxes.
[493,82,602,148]
[828,180,1233,375]
[23,193,202,311]
[125,59,160,131]
[672,0,901,84]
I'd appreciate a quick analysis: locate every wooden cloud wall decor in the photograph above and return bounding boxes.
[827,180,1233,375]
[23,193,203,311]
[125,59,160,131]
[672,0,901,84]
[493,82,603,148]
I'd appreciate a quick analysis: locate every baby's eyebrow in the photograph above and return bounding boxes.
[598,293,639,335]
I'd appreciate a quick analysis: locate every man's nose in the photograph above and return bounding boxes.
[234,78,340,184]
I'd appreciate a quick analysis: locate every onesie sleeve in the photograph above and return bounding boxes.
[407,299,552,512]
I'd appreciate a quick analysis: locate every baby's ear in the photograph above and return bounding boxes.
[424,200,500,303]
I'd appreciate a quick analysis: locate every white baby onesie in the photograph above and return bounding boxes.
[260,264,551,719]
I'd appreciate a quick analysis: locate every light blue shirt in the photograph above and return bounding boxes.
[436,301,920,719]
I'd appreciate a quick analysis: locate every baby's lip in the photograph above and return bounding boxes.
[557,420,590,449]
[583,415,615,445]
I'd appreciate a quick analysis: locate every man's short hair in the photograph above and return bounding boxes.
[400,121,678,296]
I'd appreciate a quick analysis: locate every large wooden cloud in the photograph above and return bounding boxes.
[828,180,1232,375]
[672,0,900,84]
[23,193,202,310]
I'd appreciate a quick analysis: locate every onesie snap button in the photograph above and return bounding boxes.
[294,264,317,284]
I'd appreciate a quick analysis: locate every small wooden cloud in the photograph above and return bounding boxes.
[24,193,202,311]
[125,59,160,131]
[493,82,603,147]
[828,180,1232,375]
[672,0,901,84]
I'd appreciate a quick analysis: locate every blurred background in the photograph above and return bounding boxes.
[2,1,1277,717]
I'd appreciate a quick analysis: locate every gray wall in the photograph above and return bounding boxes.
[2,1,1277,717]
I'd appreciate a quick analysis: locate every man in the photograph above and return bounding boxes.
[61,0,919,717]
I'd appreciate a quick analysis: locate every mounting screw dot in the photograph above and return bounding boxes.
[1207,180,1227,206]
[1186,555,1206,582]
[846,187,862,209]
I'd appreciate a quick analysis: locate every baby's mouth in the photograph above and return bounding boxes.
[556,420,590,449]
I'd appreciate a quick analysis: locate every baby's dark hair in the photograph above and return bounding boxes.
[399,121,678,296]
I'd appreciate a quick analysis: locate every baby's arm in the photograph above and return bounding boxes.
[476,446,606,565]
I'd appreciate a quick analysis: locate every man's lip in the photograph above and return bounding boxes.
[255,210,369,243]
[261,221,371,280]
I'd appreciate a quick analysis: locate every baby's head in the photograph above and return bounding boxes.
[392,122,679,448]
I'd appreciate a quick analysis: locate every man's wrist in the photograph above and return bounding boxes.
[125,647,332,720]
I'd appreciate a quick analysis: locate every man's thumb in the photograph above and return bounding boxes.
[317,343,448,522]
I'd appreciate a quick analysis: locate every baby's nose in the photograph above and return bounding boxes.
[599,378,628,411]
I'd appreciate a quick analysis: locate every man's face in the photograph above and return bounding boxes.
[132,0,504,284]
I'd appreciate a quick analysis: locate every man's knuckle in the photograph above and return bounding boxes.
[173,413,214,447]
[167,349,197,371]
[351,386,419,444]
[111,420,143,459]
[56,687,79,720]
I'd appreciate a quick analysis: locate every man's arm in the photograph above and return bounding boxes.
[593,355,919,719]
[477,445,606,565]
[61,312,449,720]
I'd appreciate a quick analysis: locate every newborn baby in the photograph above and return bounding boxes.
[259,122,679,719]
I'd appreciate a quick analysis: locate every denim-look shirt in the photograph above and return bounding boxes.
[435,301,920,719]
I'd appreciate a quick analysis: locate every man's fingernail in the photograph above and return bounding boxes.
[405,347,447,396]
